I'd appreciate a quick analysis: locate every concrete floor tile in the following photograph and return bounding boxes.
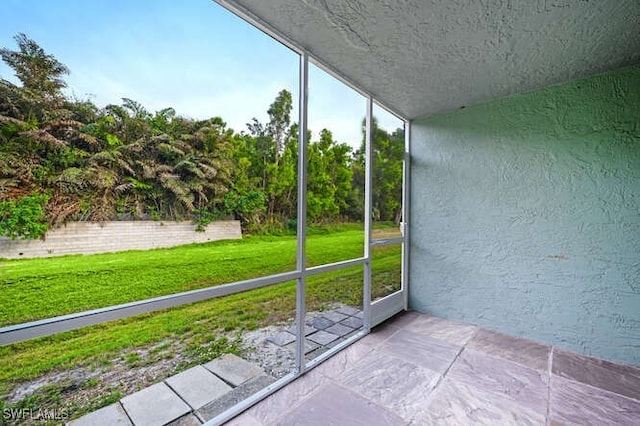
[313,342,373,379]
[166,365,232,410]
[552,348,640,401]
[245,371,328,425]
[404,315,477,346]
[380,329,460,373]
[204,354,264,387]
[274,382,404,426]
[339,351,441,421]
[359,323,400,348]
[550,376,640,425]
[121,382,190,426]
[448,349,548,414]
[68,403,132,426]
[419,378,545,425]
[468,328,550,371]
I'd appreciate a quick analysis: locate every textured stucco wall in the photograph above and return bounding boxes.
[410,66,640,365]
[0,221,241,259]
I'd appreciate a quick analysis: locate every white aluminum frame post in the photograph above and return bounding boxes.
[363,96,374,332]
[294,52,309,374]
[402,119,411,310]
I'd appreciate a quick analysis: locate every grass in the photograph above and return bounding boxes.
[0,223,377,326]
[0,223,401,419]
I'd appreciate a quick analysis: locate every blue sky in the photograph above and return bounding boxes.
[0,0,402,148]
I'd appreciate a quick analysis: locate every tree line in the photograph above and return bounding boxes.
[0,34,403,239]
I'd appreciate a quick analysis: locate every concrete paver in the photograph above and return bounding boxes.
[309,316,334,330]
[67,403,132,426]
[322,311,349,323]
[325,323,354,337]
[340,316,363,329]
[121,382,190,426]
[266,331,296,346]
[204,354,264,387]
[166,366,232,410]
[307,330,340,346]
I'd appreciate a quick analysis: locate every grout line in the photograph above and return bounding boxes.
[194,409,206,425]
[118,401,136,426]
[546,346,554,426]
[411,337,467,424]
[435,337,465,389]
[164,380,198,416]
[202,365,239,389]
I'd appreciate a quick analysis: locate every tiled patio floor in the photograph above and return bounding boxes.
[227,311,640,425]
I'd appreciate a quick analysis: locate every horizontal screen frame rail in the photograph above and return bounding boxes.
[0,257,368,346]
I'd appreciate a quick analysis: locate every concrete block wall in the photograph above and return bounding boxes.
[409,66,640,366]
[0,221,241,259]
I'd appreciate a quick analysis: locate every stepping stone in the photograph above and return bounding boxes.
[285,324,317,336]
[266,331,296,346]
[204,354,264,387]
[121,382,190,426]
[323,311,349,322]
[166,365,232,409]
[337,306,361,316]
[308,330,340,346]
[285,339,320,355]
[68,402,132,426]
[197,375,276,421]
[310,316,334,330]
[341,316,363,329]
[325,323,355,337]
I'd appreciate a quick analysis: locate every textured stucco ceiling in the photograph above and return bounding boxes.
[217,0,640,119]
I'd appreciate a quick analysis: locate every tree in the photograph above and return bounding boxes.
[266,89,292,165]
[307,129,353,221]
[0,33,69,100]
[0,33,405,237]
[351,118,404,223]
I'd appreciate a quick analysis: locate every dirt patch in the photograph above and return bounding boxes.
[3,306,347,424]
[240,325,296,379]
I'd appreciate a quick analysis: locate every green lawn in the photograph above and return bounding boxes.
[0,224,401,417]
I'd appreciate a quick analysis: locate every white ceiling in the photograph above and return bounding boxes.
[217,0,640,120]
